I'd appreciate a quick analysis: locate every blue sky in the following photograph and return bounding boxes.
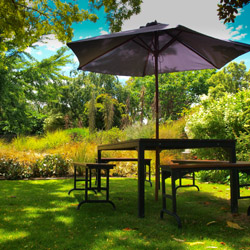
[27,0,250,78]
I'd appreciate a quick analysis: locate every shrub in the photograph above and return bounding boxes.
[123,121,154,140]
[186,90,250,183]
[91,127,125,144]
[34,154,71,177]
[65,128,90,142]
[0,158,32,179]
[197,170,229,184]
[186,90,250,161]
[43,113,65,132]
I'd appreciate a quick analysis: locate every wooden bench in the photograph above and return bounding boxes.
[99,158,152,187]
[172,159,231,192]
[68,162,116,210]
[160,162,250,228]
[172,159,250,194]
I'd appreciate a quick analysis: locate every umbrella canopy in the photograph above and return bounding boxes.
[68,21,250,77]
[67,21,250,200]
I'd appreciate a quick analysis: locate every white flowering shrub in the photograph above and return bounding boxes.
[186,89,250,161]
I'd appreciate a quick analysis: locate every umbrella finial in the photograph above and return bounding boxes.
[146,21,158,27]
[140,21,158,29]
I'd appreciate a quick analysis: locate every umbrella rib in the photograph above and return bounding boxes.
[177,40,218,68]
[132,37,154,53]
[132,36,154,76]
[163,30,218,68]
[78,36,136,69]
[142,39,155,76]
[159,31,182,53]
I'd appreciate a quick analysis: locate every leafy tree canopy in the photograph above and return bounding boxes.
[0,0,97,52]
[207,61,250,98]
[0,47,71,134]
[218,0,250,23]
[0,0,142,53]
[89,0,142,32]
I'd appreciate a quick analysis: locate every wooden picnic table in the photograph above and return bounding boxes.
[160,161,250,228]
[97,138,237,218]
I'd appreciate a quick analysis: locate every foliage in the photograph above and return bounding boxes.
[103,94,114,130]
[33,154,70,177]
[0,154,70,179]
[0,158,30,180]
[84,93,126,130]
[217,0,250,23]
[65,127,90,142]
[43,113,65,132]
[207,61,250,98]
[12,130,71,152]
[93,127,125,144]
[0,0,97,53]
[159,118,187,139]
[123,121,154,140]
[198,170,230,184]
[54,73,128,131]
[186,89,250,161]
[89,0,142,32]
[88,92,96,133]
[127,69,215,122]
[0,47,71,135]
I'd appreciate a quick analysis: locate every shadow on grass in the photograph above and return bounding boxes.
[0,178,249,249]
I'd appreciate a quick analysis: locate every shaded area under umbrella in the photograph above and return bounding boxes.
[67,21,250,200]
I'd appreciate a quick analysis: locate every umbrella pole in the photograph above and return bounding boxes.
[154,33,160,201]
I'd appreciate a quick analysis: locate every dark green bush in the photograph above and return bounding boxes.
[66,128,90,142]
[34,154,70,177]
[197,170,229,184]
[0,158,32,179]
[0,154,71,179]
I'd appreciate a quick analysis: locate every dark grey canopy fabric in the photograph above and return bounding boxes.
[67,22,250,77]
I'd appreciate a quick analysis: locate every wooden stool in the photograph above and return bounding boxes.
[77,163,116,210]
[68,162,96,195]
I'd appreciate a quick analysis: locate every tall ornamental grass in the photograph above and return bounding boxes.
[0,120,187,179]
[12,130,71,152]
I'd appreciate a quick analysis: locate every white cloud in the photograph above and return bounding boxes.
[228,25,247,41]
[33,34,65,51]
[236,25,243,31]
[232,33,247,40]
[25,47,31,53]
[99,27,108,35]
[121,0,242,40]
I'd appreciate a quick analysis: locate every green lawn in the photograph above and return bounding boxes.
[0,178,249,250]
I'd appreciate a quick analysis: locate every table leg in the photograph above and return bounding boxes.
[97,150,102,192]
[138,146,145,218]
[230,169,239,213]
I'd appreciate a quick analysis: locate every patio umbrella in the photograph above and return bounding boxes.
[67,21,250,199]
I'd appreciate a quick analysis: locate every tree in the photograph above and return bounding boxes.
[89,0,142,32]
[207,61,250,98]
[88,92,96,133]
[0,0,142,53]
[0,47,72,134]
[127,69,215,122]
[0,0,97,52]
[217,0,250,23]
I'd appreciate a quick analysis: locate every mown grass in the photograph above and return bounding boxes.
[1,178,249,250]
